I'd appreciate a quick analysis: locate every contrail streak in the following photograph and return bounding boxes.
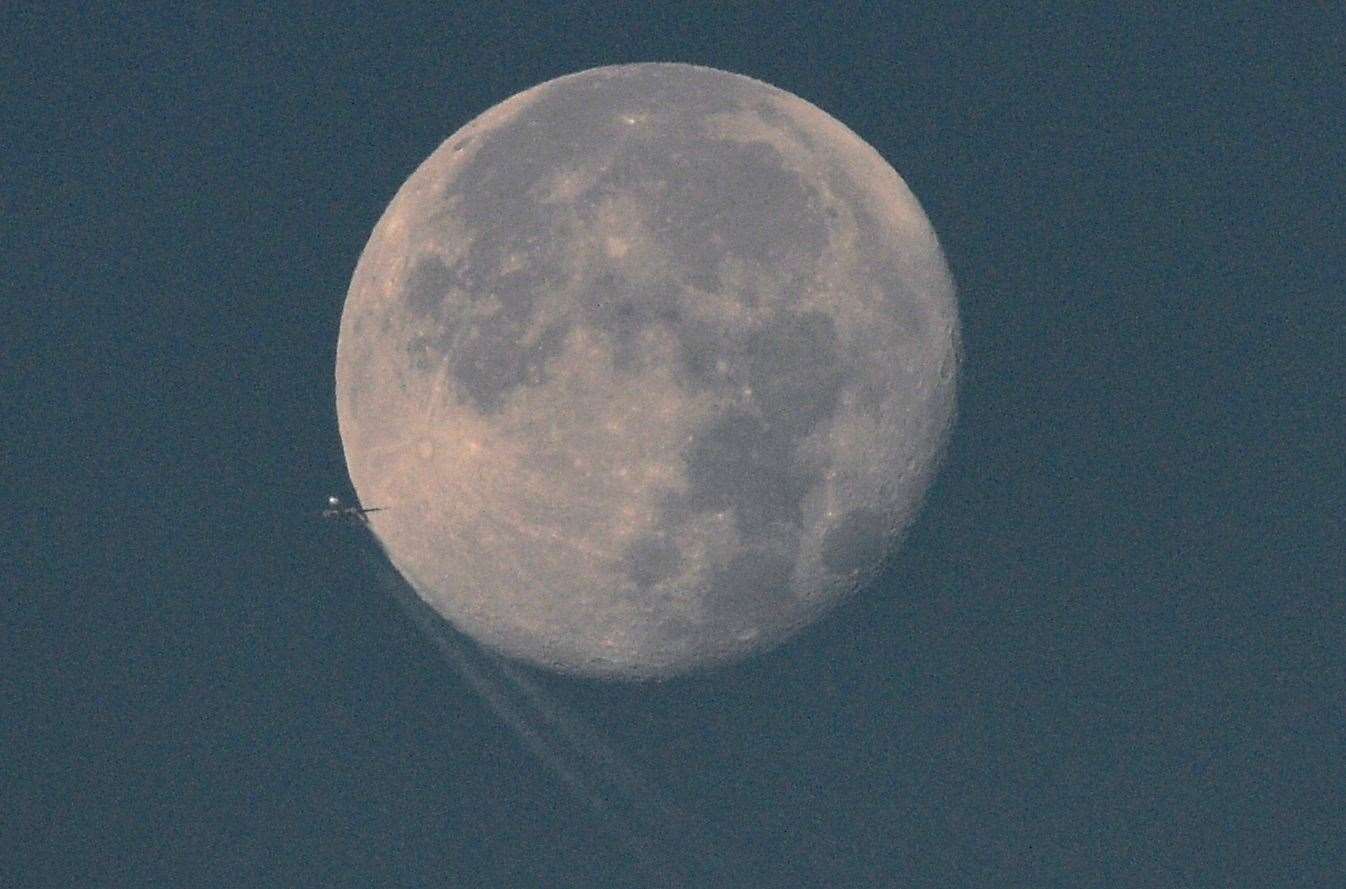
[364,545,710,887]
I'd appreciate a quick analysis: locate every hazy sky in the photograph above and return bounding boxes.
[8,5,1342,888]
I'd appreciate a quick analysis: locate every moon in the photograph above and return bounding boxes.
[336,64,959,679]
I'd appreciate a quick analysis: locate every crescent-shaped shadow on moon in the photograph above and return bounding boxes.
[337,63,960,679]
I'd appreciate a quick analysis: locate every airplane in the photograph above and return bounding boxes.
[320,495,384,523]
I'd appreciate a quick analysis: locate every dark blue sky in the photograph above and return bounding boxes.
[8,5,1342,887]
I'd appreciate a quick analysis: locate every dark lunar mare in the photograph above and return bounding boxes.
[400,69,835,418]
[655,306,851,638]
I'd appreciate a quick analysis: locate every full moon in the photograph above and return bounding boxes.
[336,64,959,679]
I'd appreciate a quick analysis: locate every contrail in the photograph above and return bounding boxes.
[374,565,606,811]
[490,657,694,836]
[363,544,710,887]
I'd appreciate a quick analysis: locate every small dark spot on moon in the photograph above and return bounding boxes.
[754,101,783,125]
[821,508,892,575]
[585,275,684,373]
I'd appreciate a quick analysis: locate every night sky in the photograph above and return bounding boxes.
[8,5,1343,887]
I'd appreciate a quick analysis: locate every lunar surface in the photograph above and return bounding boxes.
[336,63,959,679]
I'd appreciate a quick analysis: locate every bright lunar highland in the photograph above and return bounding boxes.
[336,64,960,679]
